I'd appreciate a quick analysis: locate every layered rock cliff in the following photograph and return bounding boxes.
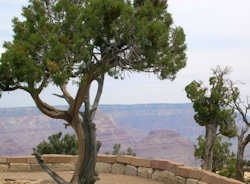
[134,130,197,166]
[0,105,200,166]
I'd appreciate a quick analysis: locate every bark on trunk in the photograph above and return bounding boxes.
[235,130,250,182]
[204,122,217,171]
[71,113,99,184]
[35,113,100,184]
[235,137,245,182]
[78,113,98,184]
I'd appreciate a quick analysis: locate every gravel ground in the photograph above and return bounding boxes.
[0,172,163,184]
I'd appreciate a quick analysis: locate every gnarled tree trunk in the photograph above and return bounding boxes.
[34,76,104,184]
[204,122,217,171]
[78,113,98,184]
[235,138,245,182]
[34,114,100,184]
[235,129,250,182]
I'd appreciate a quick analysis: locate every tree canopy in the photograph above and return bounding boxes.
[185,66,238,137]
[0,0,186,95]
[0,0,186,183]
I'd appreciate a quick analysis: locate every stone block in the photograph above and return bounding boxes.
[188,168,207,181]
[26,156,38,164]
[71,156,78,163]
[30,164,43,172]
[117,155,134,164]
[125,165,137,176]
[187,178,199,184]
[225,179,244,184]
[151,159,184,173]
[95,162,111,173]
[198,182,207,184]
[0,156,8,164]
[9,163,30,172]
[176,166,205,181]
[176,176,186,184]
[200,170,244,184]
[8,156,28,164]
[96,154,117,163]
[42,154,73,163]
[50,163,75,171]
[112,163,125,174]
[175,166,205,180]
[138,167,153,179]
[129,157,151,167]
[0,164,9,172]
[116,156,151,167]
[152,170,177,184]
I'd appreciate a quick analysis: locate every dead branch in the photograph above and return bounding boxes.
[33,152,70,184]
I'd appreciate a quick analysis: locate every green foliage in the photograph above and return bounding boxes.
[33,132,78,155]
[110,143,136,156]
[194,135,236,176]
[126,147,136,156]
[112,143,122,155]
[0,0,186,91]
[218,157,237,178]
[185,66,238,137]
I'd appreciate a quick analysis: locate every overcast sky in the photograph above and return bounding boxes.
[0,0,250,108]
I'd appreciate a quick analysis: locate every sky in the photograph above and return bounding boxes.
[0,0,250,108]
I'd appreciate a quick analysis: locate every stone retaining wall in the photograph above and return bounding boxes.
[0,154,244,184]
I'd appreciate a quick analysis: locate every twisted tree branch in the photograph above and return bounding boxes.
[32,93,71,121]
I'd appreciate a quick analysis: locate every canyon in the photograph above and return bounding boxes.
[1,103,246,167]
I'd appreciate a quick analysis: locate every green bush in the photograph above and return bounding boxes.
[218,157,237,178]
[194,135,236,177]
[33,132,78,155]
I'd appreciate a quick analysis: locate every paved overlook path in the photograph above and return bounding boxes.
[0,171,163,184]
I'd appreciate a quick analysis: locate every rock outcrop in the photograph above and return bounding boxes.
[134,130,198,166]
[95,110,136,153]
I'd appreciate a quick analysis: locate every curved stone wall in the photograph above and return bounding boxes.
[0,154,244,184]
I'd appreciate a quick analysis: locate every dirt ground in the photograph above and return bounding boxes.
[0,171,163,184]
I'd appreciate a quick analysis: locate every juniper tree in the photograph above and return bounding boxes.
[230,88,250,182]
[0,0,186,183]
[185,66,238,171]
